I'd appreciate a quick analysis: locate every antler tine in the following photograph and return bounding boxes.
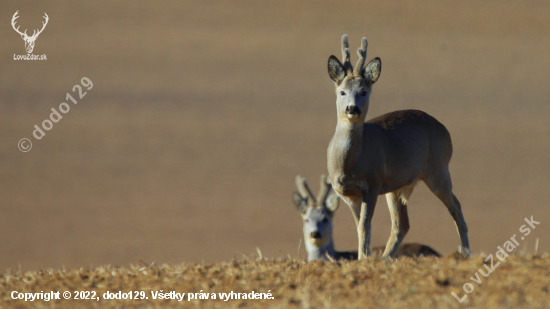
[11,11,26,36]
[341,34,353,74]
[353,37,368,75]
[11,11,19,25]
[295,175,316,202]
[316,175,332,204]
[32,13,49,38]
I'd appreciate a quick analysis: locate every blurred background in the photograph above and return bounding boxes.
[1,0,549,270]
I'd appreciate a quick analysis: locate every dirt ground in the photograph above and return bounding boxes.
[1,255,550,308]
[1,0,549,273]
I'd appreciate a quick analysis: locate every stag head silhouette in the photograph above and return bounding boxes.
[11,11,49,54]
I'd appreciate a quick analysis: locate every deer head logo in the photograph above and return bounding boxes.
[11,11,49,54]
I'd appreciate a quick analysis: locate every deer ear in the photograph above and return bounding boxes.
[325,193,340,214]
[328,55,345,85]
[293,193,308,214]
[363,57,381,84]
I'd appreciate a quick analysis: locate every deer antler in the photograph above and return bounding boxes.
[295,176,316,202]
[316,175,332,204]
[354,37,368,76]
[31,13,49,39]
[341,34,353,75]
[340,35,370,76]
[11,11,28,37]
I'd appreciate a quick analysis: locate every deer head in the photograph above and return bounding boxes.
[327,35,381,124]
[293,175,340,251]
[12,11,49,54]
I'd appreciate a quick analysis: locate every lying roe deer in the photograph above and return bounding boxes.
[326,35,469,260]
[293,175,441,261]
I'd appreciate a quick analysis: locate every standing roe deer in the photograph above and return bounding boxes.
[326,35,470,260]
[293,175,441,261]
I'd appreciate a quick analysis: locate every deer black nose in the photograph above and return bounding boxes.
[345,106,361,115]
[310,231,321,239]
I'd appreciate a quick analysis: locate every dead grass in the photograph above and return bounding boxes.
[1,254,549,309]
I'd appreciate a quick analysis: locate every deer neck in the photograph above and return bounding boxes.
[328,121,364,175]
[305,239,336,261]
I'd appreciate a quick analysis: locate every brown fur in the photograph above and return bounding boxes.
[335,243,442,260]
[326,35,470,260]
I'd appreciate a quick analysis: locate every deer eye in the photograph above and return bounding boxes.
[361,91,367,96]
[340,91,346,96]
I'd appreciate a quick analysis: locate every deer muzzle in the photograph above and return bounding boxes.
[345,106,361,119]
[310,231,321,239]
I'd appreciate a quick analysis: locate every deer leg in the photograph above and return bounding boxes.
[357,187,379,260]
[425,172,470,256]
[382,191,410,258]
[448,193,470,255]
[345,196,362,226]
